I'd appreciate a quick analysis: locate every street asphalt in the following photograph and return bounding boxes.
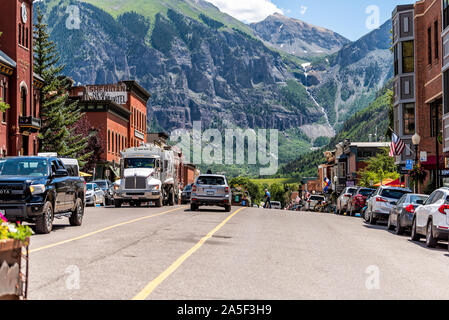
[26,205,449,300]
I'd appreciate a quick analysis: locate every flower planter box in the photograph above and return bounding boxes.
[0,238,29,300]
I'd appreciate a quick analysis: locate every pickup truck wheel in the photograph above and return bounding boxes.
[225,205,231,212]
[69,198,84,227]
[114,200,122,208]
[36,201,54,234]
[190,204,198,211]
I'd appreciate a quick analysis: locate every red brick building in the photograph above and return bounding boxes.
[0,0,43,157]
[69,81,150,180]
[414,0,444,191]
[393,0,445,191]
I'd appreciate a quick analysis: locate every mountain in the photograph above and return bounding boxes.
[250,13,350,58]
[36,0,327,134]
[34,0,393,175]
[306,20,393,129]
[280,84,393,178]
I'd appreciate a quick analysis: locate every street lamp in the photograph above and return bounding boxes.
[412,133,421,148]
[412,133,421,193]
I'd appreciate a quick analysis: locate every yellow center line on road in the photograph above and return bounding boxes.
[29,207,185,254]
[132,207,246,300]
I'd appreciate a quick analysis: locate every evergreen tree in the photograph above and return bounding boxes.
[33,7,90,164]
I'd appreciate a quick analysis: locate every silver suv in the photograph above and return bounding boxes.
[191,175,232,212]
[364,186,412,225]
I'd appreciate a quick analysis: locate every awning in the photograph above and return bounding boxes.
[374,178,405,187]
[80,172,92,177]
[109,165,120,177]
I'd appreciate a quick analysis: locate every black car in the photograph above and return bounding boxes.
[181,184,193,204]
[387,193,428,234]
[92,180,114,205]
[0,156,86,234]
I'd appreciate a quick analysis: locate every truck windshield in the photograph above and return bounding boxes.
[124,158,156,169]
[0,158,49,177]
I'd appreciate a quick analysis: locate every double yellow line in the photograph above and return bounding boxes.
[133,207,246,300]
[30,207,182,254]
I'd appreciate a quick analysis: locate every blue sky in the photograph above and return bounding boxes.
[273,0,413,40]
[207,0,414,41]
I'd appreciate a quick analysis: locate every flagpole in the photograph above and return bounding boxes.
[388,127,416,156]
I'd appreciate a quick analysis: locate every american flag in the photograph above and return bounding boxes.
[389,132,405,157]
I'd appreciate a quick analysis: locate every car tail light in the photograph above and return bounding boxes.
[439,204,449,214]
[376,197,387,202]
[225,187,229,192]
[192,185,196,192]
[405,204,415,213]
[345,194,351,197]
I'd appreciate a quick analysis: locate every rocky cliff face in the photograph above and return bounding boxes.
[250,13,350,58]
[305,20,393,128]
[36,0,326,134]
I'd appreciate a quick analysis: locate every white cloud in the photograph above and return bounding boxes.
[300,5,308,15]
[205,0,283,23]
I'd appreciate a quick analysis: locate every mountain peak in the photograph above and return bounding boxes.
[250,14,350,58]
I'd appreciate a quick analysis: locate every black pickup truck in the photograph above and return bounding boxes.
[0,156,85,234]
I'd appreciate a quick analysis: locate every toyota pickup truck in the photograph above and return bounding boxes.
[0,156,85,234]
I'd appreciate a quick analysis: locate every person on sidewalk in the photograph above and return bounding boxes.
[264,189,272,209]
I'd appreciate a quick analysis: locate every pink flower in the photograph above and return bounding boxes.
[0,212,6,222]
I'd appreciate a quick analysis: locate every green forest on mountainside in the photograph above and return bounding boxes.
[280,83,393,179]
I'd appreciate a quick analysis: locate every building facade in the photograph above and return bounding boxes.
[0,0,43,157]
[392,4,416,178]
[442,0,449,186]
[414,0,444,190]
[393,0,445,191]
[69,81,150,180]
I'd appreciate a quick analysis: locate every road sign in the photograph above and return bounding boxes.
[405,159,414,171]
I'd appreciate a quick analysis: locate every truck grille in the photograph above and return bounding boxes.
[125,177,146,190]
[0,183,26,201]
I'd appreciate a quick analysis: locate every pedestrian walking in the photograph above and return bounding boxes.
[264,189,272,209]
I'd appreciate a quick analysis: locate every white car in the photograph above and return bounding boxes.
[305,195,325,211]
[411,188,449,248]
[85,183,106,206]
[364,186,412,225]
[336,187,358,215]
[271,201,282,210]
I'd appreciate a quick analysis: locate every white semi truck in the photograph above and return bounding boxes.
[113,144,182,208]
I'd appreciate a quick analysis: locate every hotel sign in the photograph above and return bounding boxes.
[86,83,128,104]
[134,130,145,140]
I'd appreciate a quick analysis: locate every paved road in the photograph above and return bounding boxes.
[27,206,449,300]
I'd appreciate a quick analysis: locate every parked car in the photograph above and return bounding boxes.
[336,187,358,215]
[85,183,106,207]
[0,156,85,234]
[348,187,376,216]
[387,193,428,235]
[190,174,232,212]
[92,180,114,205]
[364,186,412,225]
[271,201,282,210]
[411,188,449,248]
[181,184,193,204]
[305,195,325,211]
